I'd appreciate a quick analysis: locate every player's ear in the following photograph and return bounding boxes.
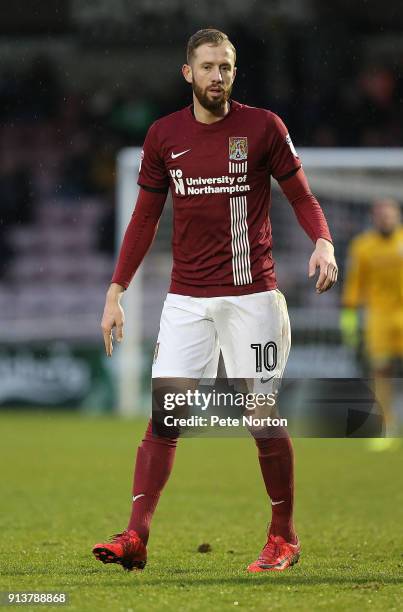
[182,63,193,84]
[232,66,237,83]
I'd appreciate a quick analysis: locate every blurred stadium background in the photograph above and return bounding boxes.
[1,0,403,414]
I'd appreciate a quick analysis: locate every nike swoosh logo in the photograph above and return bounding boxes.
[260,375,275,384]
[132,493,145,502]
[171,149,191,159]
[260,555,292,569]
[271,499,285,506]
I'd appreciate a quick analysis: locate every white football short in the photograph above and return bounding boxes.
[152,289,291,392]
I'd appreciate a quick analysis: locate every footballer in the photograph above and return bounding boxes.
[92,29,338,572]
[341,198,403,450]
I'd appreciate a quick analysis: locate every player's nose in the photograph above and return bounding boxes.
[210,66,223,82]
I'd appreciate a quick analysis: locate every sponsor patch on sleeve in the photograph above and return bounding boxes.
[285,134,298,158]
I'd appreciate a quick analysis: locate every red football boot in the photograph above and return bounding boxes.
[92,529,147,571]
[247,534,300,572]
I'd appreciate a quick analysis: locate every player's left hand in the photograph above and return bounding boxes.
[308,238,338,293]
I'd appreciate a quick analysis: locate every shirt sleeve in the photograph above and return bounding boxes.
[267,112,301,181]
[279,168,332,244]
[137,121,170,193]
[111,188,167,289]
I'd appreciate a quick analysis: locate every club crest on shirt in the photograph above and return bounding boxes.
[229,137,248,161]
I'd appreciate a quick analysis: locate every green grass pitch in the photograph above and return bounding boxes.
[0,412,402,611]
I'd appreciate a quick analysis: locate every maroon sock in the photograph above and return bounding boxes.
[254,429,296,543]
[127,419,177,545]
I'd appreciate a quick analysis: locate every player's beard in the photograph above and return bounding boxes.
[192,79,232,114]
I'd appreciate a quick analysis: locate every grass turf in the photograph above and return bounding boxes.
[0,412,402,611]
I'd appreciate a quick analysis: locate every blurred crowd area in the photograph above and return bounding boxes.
[0,0,402,341]
[0,54,120,275]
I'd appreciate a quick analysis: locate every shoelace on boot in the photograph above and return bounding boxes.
[259,537,280,562]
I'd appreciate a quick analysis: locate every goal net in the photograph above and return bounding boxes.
[116,148,403,416]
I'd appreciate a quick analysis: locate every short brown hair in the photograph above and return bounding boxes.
[186,28,236,64]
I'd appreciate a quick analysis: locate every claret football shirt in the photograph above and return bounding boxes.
[138,100,301,297]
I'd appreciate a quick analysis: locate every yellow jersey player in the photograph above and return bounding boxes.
[341,198,403,449]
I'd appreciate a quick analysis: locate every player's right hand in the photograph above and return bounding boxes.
[101,284,125,357]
